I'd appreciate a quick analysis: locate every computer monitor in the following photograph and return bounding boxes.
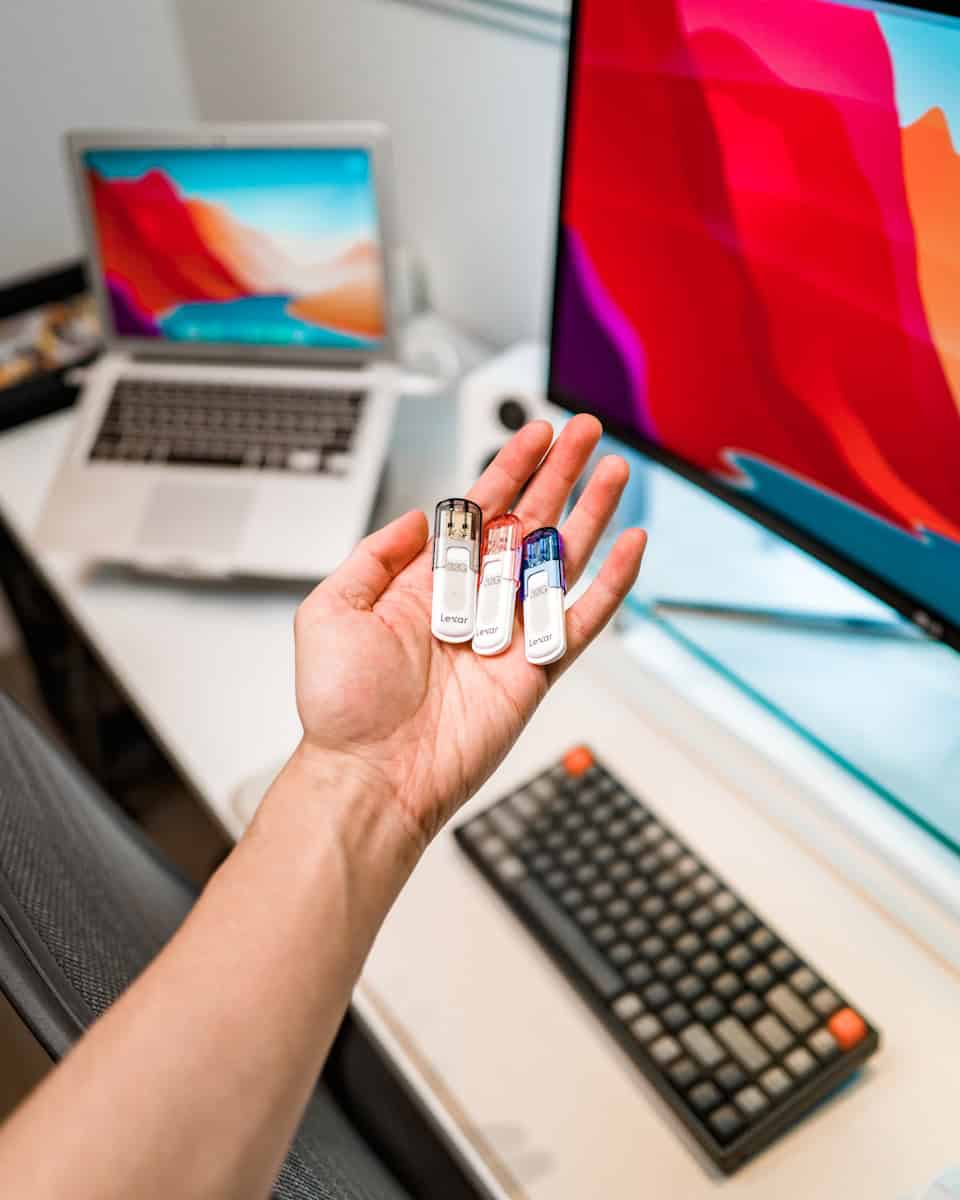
[71,132,390,358]
[549,0,960,655]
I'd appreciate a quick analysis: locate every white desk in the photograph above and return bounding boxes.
[1,407,958,1200]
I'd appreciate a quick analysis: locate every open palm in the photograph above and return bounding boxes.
[293,416,647,848]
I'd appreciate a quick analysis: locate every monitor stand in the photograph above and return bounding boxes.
[651,597,925,641]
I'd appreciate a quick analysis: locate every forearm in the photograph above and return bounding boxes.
[0,747,420,1200]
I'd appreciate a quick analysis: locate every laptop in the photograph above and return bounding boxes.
[37,124,400,579]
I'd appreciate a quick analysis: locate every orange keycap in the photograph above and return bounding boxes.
[563,746,594,777]
[827,1007,867,1051]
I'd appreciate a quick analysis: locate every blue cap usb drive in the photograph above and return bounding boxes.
[521,527,567,665]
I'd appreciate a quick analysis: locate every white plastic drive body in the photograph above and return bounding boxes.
[431,548,478,642]
[431,498,482,644]
[473,557,518,655]
[472,514,523,657]
[522,572,567,665]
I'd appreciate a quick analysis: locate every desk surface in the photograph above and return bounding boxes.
[1,408,958,1199]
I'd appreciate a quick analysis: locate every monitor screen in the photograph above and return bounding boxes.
[82,146,387,351]
[550,0,960,651]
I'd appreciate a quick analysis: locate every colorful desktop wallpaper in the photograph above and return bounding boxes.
[84,147,386,350]
[552,0,960,630]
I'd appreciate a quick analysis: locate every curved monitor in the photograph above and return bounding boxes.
[549,0,960,653]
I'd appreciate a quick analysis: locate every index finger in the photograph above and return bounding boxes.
[467,420,554,518]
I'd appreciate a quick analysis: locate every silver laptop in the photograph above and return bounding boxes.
[37,124,400,579]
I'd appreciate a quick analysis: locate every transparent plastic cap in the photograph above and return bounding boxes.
[481,514,523,584]
[521,526,565,597]
[433,498,482,572]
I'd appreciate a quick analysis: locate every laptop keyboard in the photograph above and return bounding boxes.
[456,746,880,1174]
[89,378,367,475]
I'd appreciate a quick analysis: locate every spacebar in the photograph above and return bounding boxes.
[512,876,624,999]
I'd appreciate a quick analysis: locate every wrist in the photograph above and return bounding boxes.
[256,740,425,881]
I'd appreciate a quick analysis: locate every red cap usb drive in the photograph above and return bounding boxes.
[472,514,523,657]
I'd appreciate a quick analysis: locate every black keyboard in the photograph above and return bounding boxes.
[455,746,879,1174]
[89,378,366,475]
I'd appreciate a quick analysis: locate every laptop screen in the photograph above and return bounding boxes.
[81,146,387,352]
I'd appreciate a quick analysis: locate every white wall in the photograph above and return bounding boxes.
[0,0,195,282]
[175,0,567,347]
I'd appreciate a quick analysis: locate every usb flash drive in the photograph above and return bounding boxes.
[431,498,482,643]
[521,526,567,666]
[472,513,522,657]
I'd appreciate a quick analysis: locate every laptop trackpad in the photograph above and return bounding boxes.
[136,483,254,556]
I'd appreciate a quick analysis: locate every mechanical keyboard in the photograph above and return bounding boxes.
[89,378,365,475]
[456,746,880,1173]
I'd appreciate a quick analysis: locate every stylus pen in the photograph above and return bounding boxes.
[652,598,926,641]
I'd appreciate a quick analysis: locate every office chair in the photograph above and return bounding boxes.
[0,690,422,1200]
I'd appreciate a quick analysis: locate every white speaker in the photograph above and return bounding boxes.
[456,342,566,488]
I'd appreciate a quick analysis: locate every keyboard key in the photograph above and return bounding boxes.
[626,961,653,987]
[785,1046,816,1078]
[790,967,819,995]
[669,1057,700,1090]
[613,993,643,1022]
[768,945,796,973]
[726,943,755,971]
[689,905,714,931]
[658,913,684,939]
[488,806,525,842]
[760,1066,792,1099]
[690,1081,723,1112]
[681,1024,725,1069]
[708,1104,743,1142]
[660,955,685,981]
[753,1013,793,1054]
[694,994,724,1024]
[640,935,667,960]
[811,987,841,1017]
[707,924,735,952]
[673,887,696,912]
[513,876,624,999]
[732,992,764,1023]
[607,898,631,921]
[715,1061,747,1093]
[662,1002,691,1032]
[676,973,706,1002]
[745,963,774,992]
[693,873,718,897]
[676,933,702,959]
[592,923,617,947]
[479,836,507,860]
[644,982,672,1009]
[563,746,595,776]
[808,1028,840,1060]
[496,856,527,883]
[735,1085,769,1119]
[694,951,723,979]
[624,878,648,901]
[576,905,600,927]
[730,908,757,935]
[767,984,817,1035]
[714,1017,771,1073]
[828,1008,868,1051]
[622,916,648,940]
[651,1035,682,1065]
[713,972,741,1001]
[609,942,634,966]
[711,891,737,916]
[631,1014,663,1043]
[641,896,667,919]
[750,927,776,954]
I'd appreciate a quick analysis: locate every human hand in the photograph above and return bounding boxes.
[292,416,646,849]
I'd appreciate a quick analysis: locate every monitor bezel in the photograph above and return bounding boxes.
[547,0,960,656]
[67,123,397,365]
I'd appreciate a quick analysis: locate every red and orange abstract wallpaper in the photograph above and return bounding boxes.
[551,0,960,627]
